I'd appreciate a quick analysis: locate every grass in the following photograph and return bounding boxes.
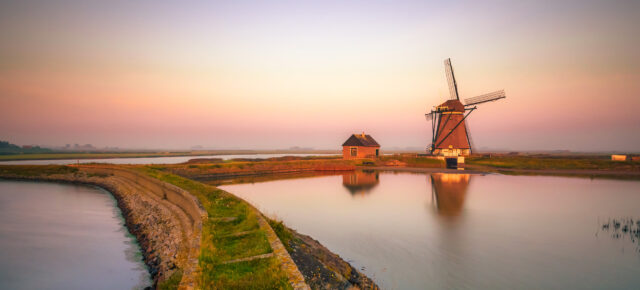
[375,155,444,167]
[157,270,183,290]
[268,219,295,252]
[162,159,356,181]
[0,165,78,176]
[467,156,640,171]
[206,257,291,289]
[139,167,291,289]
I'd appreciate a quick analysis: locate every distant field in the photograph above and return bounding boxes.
[467,156,640,171]
[156,158,355,181]
[0,152,192,161]
[0,150,340,161]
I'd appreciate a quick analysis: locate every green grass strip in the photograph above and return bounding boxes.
[139,167,291,289]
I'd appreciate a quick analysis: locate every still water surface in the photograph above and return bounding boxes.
[220,172,640,289]
[0,181,151,290]
[0,153,336,165]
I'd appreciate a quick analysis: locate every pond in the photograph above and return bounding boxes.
[0,153,337,165]
[0,180,151,290]
[220,171,640,289]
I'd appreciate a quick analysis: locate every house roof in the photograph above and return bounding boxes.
[342,134,380,147]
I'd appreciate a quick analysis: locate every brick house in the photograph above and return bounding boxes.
[342,133,380,159]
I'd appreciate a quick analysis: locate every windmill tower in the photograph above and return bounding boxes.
[425,58,506,156]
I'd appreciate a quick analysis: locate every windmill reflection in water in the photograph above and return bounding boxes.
[429,173,471,217]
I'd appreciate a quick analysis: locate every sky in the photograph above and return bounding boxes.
[1,0,639,151]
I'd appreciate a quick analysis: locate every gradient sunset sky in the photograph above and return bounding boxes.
[1,0,639,151]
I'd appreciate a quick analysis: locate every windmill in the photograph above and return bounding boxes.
[425,58,506,156]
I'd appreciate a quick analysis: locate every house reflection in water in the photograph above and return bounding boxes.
[342,170,380,196]
[430,173,471,216]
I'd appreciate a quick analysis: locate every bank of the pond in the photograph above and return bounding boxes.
[0,165,206,289]
[268,219,379,289]
[139,168,303,289]
[465,155,640,179]
[145,167,379,289]
[157,158,356,182]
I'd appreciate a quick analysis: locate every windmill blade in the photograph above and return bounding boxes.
[464,90,506,106]
[465,117,475,154]
[425,112,434,122]
[444,58,459,100]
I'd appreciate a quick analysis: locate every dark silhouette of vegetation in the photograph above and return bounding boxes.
[0,140,52,155]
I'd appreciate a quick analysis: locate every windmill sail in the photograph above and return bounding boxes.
[425,112,434,122]
[444,58,459,100]
[463,90,506,106]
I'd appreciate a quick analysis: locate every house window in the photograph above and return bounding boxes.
[375,149,379,156]
[350,147,357,157]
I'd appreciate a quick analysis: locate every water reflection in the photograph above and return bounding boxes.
[342,170,380,195]
[429,173,471,216]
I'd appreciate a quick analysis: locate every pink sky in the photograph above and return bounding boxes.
[1,0,639,151]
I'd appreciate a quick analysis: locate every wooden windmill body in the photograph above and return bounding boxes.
[426,59,506,156]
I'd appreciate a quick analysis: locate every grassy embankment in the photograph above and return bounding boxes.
[467,156,640,171]
[0,165,79,176]
[157,158,356,181]
[466,156,640,179]
[139,167,292,289]
[372,155,444,167]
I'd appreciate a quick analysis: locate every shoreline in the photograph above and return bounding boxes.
[359,165,640,180]
[359,166,489,174]
[0,151,340,162]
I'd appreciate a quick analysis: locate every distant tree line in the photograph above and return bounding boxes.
[0,141,52,155]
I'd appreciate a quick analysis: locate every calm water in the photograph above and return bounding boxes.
[0,153,336,165]
[220,172,640,289]
[0,181,151,290]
